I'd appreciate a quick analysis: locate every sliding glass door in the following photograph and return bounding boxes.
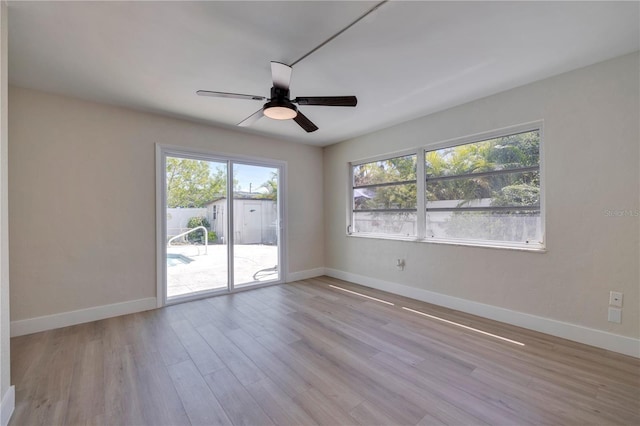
[158,147,284,304]
[232,163,280,287]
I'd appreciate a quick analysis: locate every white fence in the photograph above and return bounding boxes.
[166,208,207,239]
[167,201,278,245]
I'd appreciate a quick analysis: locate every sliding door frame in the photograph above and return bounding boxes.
[155,144,287,307]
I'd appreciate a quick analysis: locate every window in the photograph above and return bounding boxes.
[425,129,542,247]
[348,124,544,249]
[351,154,417,237]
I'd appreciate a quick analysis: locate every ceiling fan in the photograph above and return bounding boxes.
[197,61,357,133]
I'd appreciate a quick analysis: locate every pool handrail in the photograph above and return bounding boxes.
[167,226,208,255]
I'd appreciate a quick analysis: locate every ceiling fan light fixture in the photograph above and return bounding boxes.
[263,101,298,120]
[198,60,356,132]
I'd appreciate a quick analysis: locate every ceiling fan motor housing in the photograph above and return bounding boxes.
[270,86,291,102]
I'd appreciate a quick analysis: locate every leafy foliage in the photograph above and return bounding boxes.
[353,155,417,210]
[256,172,278,200]
[351,155,417,235]
[353,155,417,186]
[166,158,226,208]
[186,216,210,242]
[426,131,540,206]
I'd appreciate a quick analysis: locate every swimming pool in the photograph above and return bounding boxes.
[166,253,194,267]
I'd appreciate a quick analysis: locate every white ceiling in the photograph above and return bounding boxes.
[8,1,639,147]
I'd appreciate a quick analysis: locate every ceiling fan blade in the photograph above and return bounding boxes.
[293,110,319,133]
[271,61,292,90]
[197,90,265,101]
[237,108,264,127]
[293,96,357,107]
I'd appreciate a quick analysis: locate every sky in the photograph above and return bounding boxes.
[210,162,277,193]
[234,163,277,193]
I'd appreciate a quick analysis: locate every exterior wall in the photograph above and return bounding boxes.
[8,87,324,322]
[208,199,277,245]
[324,53,640,341]
[208,200,225,241]
[231,199,278,245]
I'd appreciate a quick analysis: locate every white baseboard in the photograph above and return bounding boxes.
[325,268,640,358]
[1,386,14,426]
[10,297,157,337]
[287,267,326,283]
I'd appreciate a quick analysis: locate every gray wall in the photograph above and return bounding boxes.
[8,86,324,321]
[324,53,639,340]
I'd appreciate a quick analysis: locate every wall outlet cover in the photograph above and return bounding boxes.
[608,307,622,323]
[609,291,623,307]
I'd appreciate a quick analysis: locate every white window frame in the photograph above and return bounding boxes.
[347,121,545,251]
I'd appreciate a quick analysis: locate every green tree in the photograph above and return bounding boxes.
[426,131,540,207]
[257,172,278,200]
[428,130,541,241]
[352,155,417,234]
[166,158,226,207]
[353,155,417,210]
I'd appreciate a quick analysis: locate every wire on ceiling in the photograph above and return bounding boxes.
[290,0,389,67]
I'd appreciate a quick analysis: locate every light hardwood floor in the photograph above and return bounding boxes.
[10,276,640,425]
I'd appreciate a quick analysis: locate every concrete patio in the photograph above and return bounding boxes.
[166,244,278,298]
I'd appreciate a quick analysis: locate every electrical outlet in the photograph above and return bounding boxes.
[608,307,622,323]
[609,291,623,307]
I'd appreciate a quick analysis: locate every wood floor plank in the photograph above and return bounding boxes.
[224,328,311,398]
[64,337,105,425]
[195,322,266,386]
[245,377,319,426]
[132,372,190,426]
[141,310,191,367]
[15,328,79,426]
[255,332,365,412]
[199,298,246,331]
[204,368,275,426]
[184,298,239,330]
[167,360,232,426]
[470,367,623,425]
[10,277,640,426]
[211,300,271,339]
[10,330,52,425]
[286,310,381,359]
[298,297,426,365]
[288,339,428,425]
[103,345,146,426]
[229,290,273,312]
[170,318,227,376]
[292,388,361,426]
[373,350,545,425]
[249,309,302,344]
[243,287,298,315]
[129,324,192,426]
[350,399,416,426]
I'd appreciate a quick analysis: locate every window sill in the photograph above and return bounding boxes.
[346,233,547,253]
